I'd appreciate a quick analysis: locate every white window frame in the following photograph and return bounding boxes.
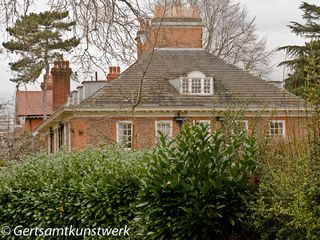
[116,121,133,148]
[155,120,173,139]
[180,77,213,95]
[269,120,286,137]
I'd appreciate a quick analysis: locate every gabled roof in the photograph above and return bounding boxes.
[16,90,53,117]
[79,48,304,110]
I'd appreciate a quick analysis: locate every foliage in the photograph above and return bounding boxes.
[279,2,320,98]
[0,145,145,239]
[251,137,320,240]
[3,11,80,84]
[135,123,259,240]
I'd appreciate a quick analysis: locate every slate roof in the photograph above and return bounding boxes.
[79,48,305,110]
[16,90,53,117]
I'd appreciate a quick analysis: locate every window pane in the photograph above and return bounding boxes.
[118,123,132,148]
[182,78,189,93]
[191,78,201,93]
[156,122,172,138]
[269,121,284,136]
[204,78,211,93]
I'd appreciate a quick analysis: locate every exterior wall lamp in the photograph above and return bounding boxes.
[174,111,187,128]
[215,116,225,123]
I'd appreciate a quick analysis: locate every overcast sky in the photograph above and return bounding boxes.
[0,0,318,102]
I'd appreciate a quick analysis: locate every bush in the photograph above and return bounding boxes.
[135,124,259,240]
[251,139,320,240]
[0,145,146,239]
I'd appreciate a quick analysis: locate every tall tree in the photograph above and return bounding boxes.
[3,11,80,119]
[279,2,320,100]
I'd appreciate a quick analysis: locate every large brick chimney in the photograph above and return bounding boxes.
[50,60,72,111]
[136,5,203,58]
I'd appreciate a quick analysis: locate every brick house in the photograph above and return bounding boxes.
[35,6,306,153]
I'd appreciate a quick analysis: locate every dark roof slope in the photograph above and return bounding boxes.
[80,49,305,110]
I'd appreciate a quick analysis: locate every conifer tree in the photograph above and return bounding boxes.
[279,2,320,99]
[3,11,80,119]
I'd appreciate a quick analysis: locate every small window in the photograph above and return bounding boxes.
[117,122,133,148]
[58,123,64,149]
[180,77,213,95]
[49,127,54,153]
[269,120,285,137]
[155,121,173,139]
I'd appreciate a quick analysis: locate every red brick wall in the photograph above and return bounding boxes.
[21,118,43,132]
[137,6,203,58]
[45,115,309,152]
[138,26,202,58]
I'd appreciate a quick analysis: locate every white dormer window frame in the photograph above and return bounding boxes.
[180,71,213,95]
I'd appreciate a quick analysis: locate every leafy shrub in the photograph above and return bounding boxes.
[251,139,320,240]
[135,124,258,240]
[0,145,145,239]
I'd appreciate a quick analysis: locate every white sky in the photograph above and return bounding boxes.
[0,0,318,101]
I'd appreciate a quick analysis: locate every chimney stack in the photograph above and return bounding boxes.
[107,66,120,81]
[50,60,72,111]
[136,5,203,59]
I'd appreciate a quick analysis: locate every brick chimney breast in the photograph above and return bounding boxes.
[50,60,72,111]
[137,5,203,58]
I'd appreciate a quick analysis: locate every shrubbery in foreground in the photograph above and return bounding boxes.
[136,124,258,240]
[3,123,319,239]
[0,145,145,239]
[252,140,320,240]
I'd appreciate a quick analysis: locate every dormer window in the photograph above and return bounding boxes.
[180,71,213,95]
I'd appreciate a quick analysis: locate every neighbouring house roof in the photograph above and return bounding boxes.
[79,48,305,110]
[16,90,53,117]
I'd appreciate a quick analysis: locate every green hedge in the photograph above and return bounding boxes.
[135,124,258,240]
[0,145,145,239]
[0,124,261,240]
